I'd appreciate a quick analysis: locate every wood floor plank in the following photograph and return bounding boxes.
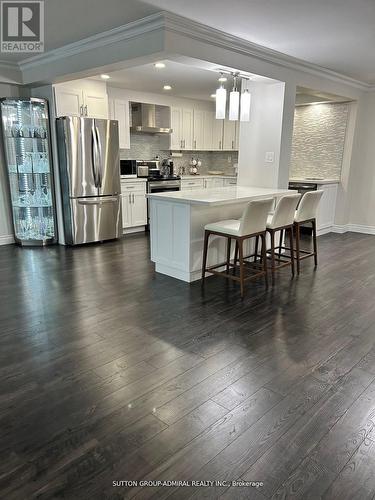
[1,232,375,499]
[241,366,374,497]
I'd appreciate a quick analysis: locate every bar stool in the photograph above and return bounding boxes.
[294,190,324,274]
[264,194,301,283]
[201,198,274,298]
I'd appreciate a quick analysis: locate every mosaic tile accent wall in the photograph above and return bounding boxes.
[120,133,238,176]
[290,103,349,180]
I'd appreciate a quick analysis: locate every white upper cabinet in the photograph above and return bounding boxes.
[182,109,193,150]
[54,86,82,116]
[202,111,214,150]
[109,99,130,149]
[212,118,224,150]
[54,80,108,119]
[193,110,205,150]
[170,107,183,150]
[83,91,108,119]
[223,119,237,150]
[170,107,193,150]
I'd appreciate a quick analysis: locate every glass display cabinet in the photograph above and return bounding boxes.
[0,98,57,245]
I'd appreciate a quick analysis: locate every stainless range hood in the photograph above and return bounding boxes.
[130,102,172,134]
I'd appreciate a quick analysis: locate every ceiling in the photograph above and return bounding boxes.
[0,0,158,63]
[1,0,374,85]
[141,0,375,84]
[100,60,277,101]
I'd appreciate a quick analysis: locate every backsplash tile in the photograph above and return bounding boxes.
[290,103,349,180]
[120,133,238,176]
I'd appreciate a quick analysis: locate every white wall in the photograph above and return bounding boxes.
[0,83,20,245]
[237,82,288,188]
[346,91,375,228]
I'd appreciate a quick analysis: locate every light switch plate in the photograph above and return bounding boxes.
[265,152,275,163]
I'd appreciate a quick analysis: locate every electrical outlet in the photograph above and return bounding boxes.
[265,152,275,163]
[227,155,232,164]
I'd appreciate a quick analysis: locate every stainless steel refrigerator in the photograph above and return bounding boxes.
[56,117,122,245]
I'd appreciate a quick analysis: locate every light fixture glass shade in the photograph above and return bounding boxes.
[216,87,226,119]
[229,90,239,120]
[240,90,251,122]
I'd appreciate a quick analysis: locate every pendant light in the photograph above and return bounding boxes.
[229,74,239,121]
[240,79,251,122]
[215,73,226,119]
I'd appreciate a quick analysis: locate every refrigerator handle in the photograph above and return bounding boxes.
[95,125,103,188]
[91,122,100,188]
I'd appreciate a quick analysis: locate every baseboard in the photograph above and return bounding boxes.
[123,226,146,235]
[0,234,14,245]
[331,224,375,235]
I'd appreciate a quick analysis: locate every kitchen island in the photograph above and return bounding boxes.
[147,186,291,282]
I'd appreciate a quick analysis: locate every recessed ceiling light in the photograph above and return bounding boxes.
[163,85,172,90]
[218,75,227,82]
[101,74,110,80]
[210,94,216,98]
[154,62,166,69]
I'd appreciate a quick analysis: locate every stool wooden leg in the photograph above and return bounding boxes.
[201,230,210,282]
[254,235,259,263]
[226,237,231,273]
[270,230,275,285]
[312,219,318,266]
[261,233,268,288]
[295,222,300,275]
[289,226,295,277]
[238,238,245,298]
[278,229,284,258]
[233,241,239,275]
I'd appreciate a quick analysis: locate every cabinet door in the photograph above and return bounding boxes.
[316,185,338,230]
[131,192,147,226]
[235,121,240,150]
[121,193,132,228]
[203,111,214,150]
[182,109,193,150]
[193,110,205,150]
[212,118,224,150]
[83,91,108,118]
[170,107,182,150]
[223,119,236,150]
[113,99,130,149]
[54,86,83,117]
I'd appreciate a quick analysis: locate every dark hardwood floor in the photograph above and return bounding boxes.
[1,231,375,499]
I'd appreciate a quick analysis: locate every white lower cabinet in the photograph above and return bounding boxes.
[316,184,338,232]
[204,178,224,189]
[181,179,204,191]
[181,177,237,191]
[121,181,147,229]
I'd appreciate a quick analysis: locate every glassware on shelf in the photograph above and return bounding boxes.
[0,97,57,245]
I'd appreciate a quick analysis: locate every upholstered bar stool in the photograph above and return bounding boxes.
[265,194,301,283]
[294,190,324,274]
[201,198,274,298]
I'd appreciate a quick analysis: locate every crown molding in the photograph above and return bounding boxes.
[19,12,166,72]
[0,60,22,84]
[10,11,374,91]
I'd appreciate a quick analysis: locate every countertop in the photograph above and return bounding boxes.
[147,186,292,207]
[181,175,237,180]
[289,177,340,185]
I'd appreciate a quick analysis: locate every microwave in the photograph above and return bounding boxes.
[120,159,137,177]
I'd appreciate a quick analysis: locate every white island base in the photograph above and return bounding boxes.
[148,186,291,283]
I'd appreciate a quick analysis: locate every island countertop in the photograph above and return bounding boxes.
[146,186,292,207]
